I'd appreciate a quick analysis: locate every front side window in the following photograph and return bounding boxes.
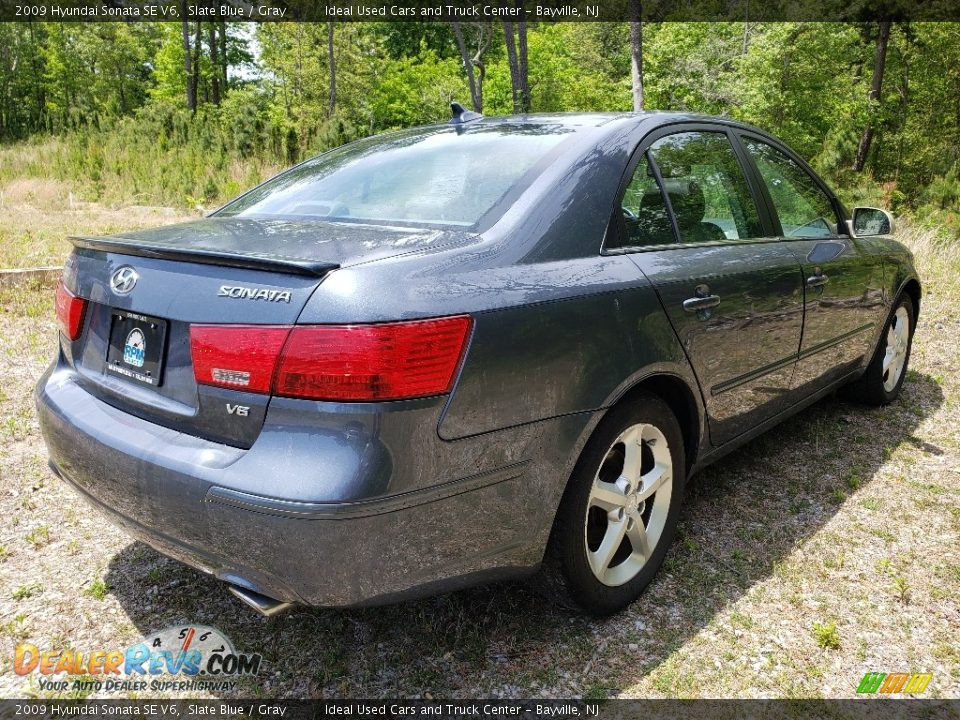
[217,125,571,228]
[742,138,839,238]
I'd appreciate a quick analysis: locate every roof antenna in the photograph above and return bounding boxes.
[450,102,483,125]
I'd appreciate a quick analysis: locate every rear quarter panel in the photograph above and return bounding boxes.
[437,258,695,439]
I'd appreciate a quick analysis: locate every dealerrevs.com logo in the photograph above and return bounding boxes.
[13,625,262,693]
[856,672,933,694]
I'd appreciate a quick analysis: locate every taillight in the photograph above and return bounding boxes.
[189,325,290,393]
[55,278,87,341]
[189,316,472,402]
[275,316,473,401]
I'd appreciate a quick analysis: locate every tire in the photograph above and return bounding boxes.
[846,294,915,406]
[544,393,685,616]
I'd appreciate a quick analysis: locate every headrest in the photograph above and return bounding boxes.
[662,179,705,230]
[637,187,675,244]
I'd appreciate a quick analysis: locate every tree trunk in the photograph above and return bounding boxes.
[472,46,486,112]
[502,18,520,113]
[741,0,750,55]
[327,21,336,115]
[451,21,481,112]
[28,23,45,129]
[208,23,220,106]
[516,9,530,112]
[192,21,203,106]
[219,21,228,93]
[118,73,126,113]
[853,21,891,172]
[630,0,644,111]
[180,13,195,111]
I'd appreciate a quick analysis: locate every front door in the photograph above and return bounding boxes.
[617,129,805,446]
[738,135,886,390]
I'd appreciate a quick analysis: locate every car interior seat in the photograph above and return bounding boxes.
[657,179,728,244]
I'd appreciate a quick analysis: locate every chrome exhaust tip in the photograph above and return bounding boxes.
[228,584,295,617]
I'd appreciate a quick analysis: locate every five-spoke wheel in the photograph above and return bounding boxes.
[882,305,910,393]
[847,294,915,406]
[585,423,673,587]
[546,393,684,616]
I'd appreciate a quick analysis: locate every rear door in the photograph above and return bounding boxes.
[737,134,887,390]
[612,126,805,446]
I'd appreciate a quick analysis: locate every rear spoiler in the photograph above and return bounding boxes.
[68,236,338,278]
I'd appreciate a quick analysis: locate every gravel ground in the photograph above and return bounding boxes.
[0,216,957,700]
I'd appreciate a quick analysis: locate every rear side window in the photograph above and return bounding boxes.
[648,132,763,243]
[618,132,763,248]
[620,154,676,246]
[742,138,839,238]
[217,125,571,228]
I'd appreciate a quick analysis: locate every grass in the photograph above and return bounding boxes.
[24,525,50,549]
[892,575,911,605]
[0,117,283,214]
[0,178,196,269]
[812,621,842,651]
[85,578,110,601]
[0,187,958,699]
[12,584,42,601]
[2,614,31,643]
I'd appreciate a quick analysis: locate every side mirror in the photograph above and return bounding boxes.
[851,207,894,236]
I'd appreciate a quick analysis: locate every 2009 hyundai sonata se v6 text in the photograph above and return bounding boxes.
[36,108,920,616]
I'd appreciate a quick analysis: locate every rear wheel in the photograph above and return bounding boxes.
[545,394,685,616]
[846,295,915,406]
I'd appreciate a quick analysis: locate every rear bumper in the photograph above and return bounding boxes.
[36,362,544,607]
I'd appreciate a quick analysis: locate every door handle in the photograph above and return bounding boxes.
[682,294,721,312]
[806,273,829,288]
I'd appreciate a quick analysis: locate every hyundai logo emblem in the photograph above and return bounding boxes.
[110,266,139,295]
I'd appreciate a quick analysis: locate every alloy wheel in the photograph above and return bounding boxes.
[583,422,673,586]
[882,306,910,393]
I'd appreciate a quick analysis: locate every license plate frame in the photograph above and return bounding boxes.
[105,310,169,387]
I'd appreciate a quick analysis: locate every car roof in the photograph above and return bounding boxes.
[465,110,751,129]
[473,112,635,127]
[431,111,770,143]
[375,111,770,150]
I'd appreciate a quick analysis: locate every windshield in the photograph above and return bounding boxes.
[216,124,573,228]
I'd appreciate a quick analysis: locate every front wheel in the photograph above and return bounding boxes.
[846,294,915,406]
[545,394,685,616]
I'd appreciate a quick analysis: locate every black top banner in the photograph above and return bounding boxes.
[1,0,960,23]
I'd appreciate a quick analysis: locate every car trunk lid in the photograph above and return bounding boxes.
[62,217,474,448]
[73,216,473,271]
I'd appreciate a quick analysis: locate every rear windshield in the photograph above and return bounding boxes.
[216,124,573,228]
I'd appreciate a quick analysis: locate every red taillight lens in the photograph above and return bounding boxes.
[190,316,472,401]
[55,278,87,341]
[274,316,473,401]
[189,325,291,393]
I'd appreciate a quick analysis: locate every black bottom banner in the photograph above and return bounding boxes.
[1,700,958,720]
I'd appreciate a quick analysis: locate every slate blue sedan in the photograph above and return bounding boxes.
[37,109,920,616]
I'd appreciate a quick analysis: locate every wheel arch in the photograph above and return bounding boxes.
[607,372,703,478]
[900,277,921,321]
